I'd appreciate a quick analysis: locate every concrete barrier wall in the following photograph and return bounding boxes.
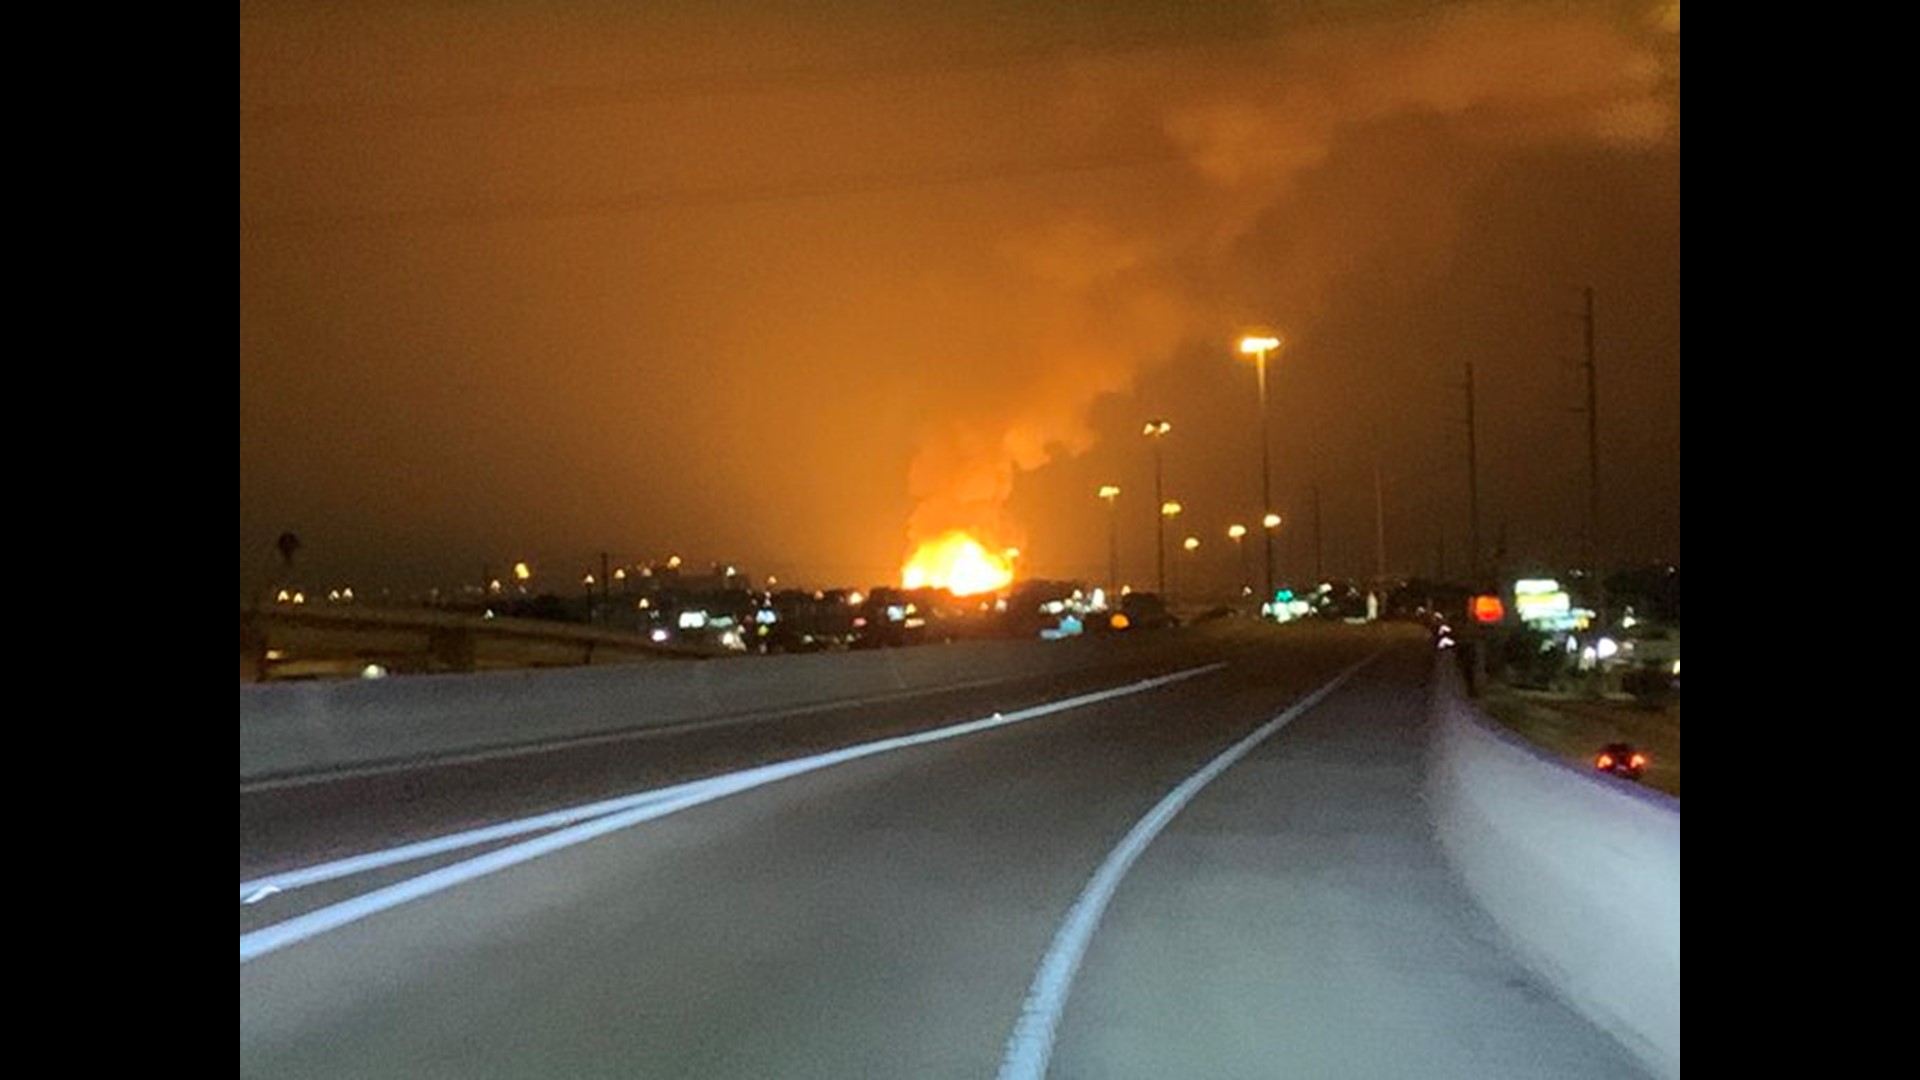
[1425,657,1680,1080]
[240,635,1145,782]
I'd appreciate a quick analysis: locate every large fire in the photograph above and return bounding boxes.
[901,531,1014,596]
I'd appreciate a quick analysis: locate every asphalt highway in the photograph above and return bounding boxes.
[239,621,1651,1078]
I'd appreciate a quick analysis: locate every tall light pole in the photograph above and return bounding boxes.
[1239,334,1283,609]
[1160,499,1182,598]
[1181,535,1200,602]
[1098,484,1122,596]
[1144,420,1172,594]
[1262,512,1283,611]
[1227,523,1249,596]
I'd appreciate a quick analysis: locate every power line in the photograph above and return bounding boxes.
[240,145,1188,231]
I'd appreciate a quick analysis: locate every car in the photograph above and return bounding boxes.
[1594,742,1648,781]
[1108,592,1177,631]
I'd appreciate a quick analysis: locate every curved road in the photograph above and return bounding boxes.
[239,622,1650,1078]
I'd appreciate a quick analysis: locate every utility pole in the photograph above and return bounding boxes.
[1312,482,1324,584]
[598,552,611,623]
[1582,286,1604,623]
[1464,362,1482,582]
[1373,465,1387,581]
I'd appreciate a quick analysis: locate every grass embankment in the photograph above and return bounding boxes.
[1474,685,1681,798]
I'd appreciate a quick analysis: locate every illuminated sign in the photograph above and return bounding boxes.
[1514,579,1571,624]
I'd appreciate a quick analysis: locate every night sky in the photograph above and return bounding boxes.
[240,1,1679,600]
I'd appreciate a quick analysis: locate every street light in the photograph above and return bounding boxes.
[1160,500,1183,598]
[1144,420,1172,594]
[1227,523,1250,596]
[1239,333,1283,608]
[1179,535,1200,601]
[1098,485,1122,596]
[1261,512,1284,609]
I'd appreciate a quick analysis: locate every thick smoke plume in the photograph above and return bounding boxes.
[897,2,1677,568]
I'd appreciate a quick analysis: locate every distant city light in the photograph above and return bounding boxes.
[513,562,532,581]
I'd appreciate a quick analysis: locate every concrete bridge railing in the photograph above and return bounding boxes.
[1425,656,1680,1080]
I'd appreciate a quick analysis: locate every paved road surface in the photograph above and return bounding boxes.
[239,622,1650,1078]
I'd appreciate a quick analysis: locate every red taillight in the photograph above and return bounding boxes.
[1596,754,1614,770]
[1629,753,1648,769]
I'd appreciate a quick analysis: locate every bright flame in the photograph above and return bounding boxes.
[902,531,1015,596]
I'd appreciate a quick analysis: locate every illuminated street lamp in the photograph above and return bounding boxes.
[1098,484,1122,595]
[1144,419,1172,594]
[1228,523,1250,596]
[1160,499,1183,596]
[1262,512,1284,607]
[1239,332,1284,610]
[1178,534,1200,601]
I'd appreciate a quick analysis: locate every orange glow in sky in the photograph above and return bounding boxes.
[901,531,1014,596]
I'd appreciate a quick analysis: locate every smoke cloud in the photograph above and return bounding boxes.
[240,2,1679,595]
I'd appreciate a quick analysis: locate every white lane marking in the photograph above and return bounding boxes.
[997,652,1381,1080]
[240,662,1226,964]
[238,785,696,901]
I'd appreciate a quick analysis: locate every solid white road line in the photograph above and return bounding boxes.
[240,661,1226,965]
[996,651,1381,1080]
[238,784,699,901]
